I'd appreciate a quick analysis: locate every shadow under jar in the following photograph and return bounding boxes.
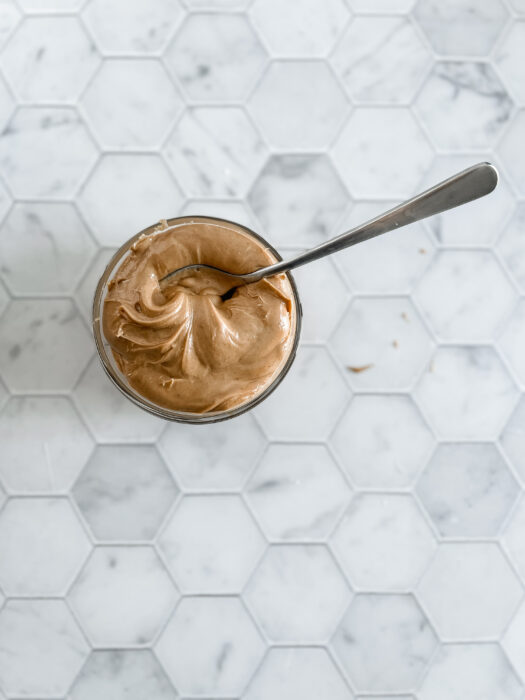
[92,216,302,424]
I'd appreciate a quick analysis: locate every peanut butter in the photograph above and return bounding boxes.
[102,220,297,413]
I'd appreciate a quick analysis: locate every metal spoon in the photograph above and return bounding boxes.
[160,162,498,297]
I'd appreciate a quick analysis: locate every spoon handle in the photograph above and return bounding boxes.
[248,162,498,282]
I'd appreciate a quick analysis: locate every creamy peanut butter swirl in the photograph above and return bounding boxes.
[102,220,296,413]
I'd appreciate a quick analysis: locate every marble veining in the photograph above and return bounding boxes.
[414,61,514,150]
[0,16,100,103]
[0,2,525,697]
[331,16,432,104]
[248,154,349,246]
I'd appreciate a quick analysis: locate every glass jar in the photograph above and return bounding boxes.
[92,215,302,424]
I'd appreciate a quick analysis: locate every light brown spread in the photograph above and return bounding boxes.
[102,220,296,413]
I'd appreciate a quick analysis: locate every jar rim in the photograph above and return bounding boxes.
[92,215,303,424]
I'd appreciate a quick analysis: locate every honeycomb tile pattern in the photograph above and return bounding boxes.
[0,2,524,697]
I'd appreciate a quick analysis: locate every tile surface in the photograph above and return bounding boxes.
[0,1,524,697]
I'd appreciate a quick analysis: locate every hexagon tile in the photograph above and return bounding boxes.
[1,0,525,697]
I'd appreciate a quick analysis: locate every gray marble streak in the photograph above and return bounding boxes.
[68,546,179,647]
[73,444,178,542]
[1,16,100,102]
[248,154,349,246]
[0,201,95,294]
[246,443,351,541]
[0,599,89,697]
[0,107,98,198]
[0,298,92,392]
[332,16,431,104]
[414,62,514,149]
[164,106,267,198]
[414,0,509,56]
[331,594,437,693]
[417,443,519,538]
[70,650,177,700]
[155,596,265,696]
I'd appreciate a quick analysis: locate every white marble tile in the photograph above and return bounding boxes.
[68,546,178,646]
[498,203,525,293]
[332,16,431,104]
[291,256,350,343]
[335,201,434,294]
[500,397,525,480]
[0,497,91,596]
[356,697,413,700]
[509,0,525,11]
[0,279,8,319]
[244,647,354,700]
[330,297,433,391]
[0,202,95,295]
[502,497,525,580]
[159,413,265,491]
[0,179,10,225]
[244,544,350,642]
[414,62,514,150]
[0,298,92,392]
[331,494,435,591]
[0,375,7,407]
[18,0,84,9]
[255,346,351,441]
[419,155,516,247]
[331,394,435,489]
[0,107,98,199]
[164,107,267,198]
[414,0,509,56]
[417,443,519,538]
[246,443,351,541]
[415,250,516,342]
[73,445,178,542]
[331,594,437,693]
[179,199,258,230]
[82,59,182,150]
[0,397,93,494]
[158,495,265,593]
[346,0,415,11]
[419,643,522,700]
[186,0,249,6]
[73,357,165,443]
[332,108,434,199]
[502,605,525,681]
[250,0,348,57]
[155,596,265,697]
[248,61,349,149]
[0,599,89,697]
[82,0,184,55]
[495,21,525,105]
[499,299,525,386]
[0,75,14,133]
[503,600,525,683]
[248,154,349,247]
[415,346,518,440]
[165,14,267,102]
[78,154,183,247]
[1,16,100,103]
[417,542,522,640]
[0,0,20,50]
[498,110,525,196]
[70,650,177,700]
[75,247,116,323]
